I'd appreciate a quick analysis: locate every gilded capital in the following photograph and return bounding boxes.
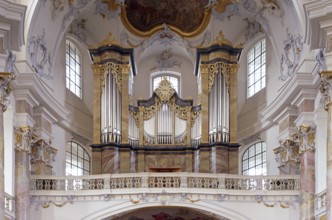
[294,124,316,153]
[15,126,35,153]
[319,71,332,110]
[274,139,300,167]
[0,72,15,111]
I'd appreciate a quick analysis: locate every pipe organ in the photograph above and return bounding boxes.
[89,32,242,174]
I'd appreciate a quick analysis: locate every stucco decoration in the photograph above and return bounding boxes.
[154,48,181,70]
[319,71,332,110]
[28,29,53,80]
[50,0,65,20]
[261,0,282,17]
[279,28,303,81]
[95,0,121,19]
[4,50,16,73]
[61,0,90,32]
[0,72,15,111]
[316,48,326,72]
[139,24,192,58]
[293,125,316,153]
[274,139,300,167]
[14,126,35,153]
[212,2,240,21]
[69,18,88,43]
[244,18,263,41]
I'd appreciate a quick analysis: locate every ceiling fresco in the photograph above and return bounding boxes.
[121,0,211,37]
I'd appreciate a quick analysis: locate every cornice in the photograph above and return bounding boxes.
[260,72,319,123]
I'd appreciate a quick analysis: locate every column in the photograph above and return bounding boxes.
[319,71,332,219]
[14,126,32,220]
[200,64,209,144]
[295,125,316,220]
[0,72,14,219]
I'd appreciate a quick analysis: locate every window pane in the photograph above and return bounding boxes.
[65,40,82,98]
[247,39,266,98]
[65,141,90,176]
[242,142,267,175]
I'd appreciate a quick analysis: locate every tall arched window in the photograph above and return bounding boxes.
[66,141,90,176]
[66,40,82,98]
[247,39,266,98]
[242,142,267,175]
[152,74,180,94]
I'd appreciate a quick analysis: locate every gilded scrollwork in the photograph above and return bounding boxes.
[30,139,57,167]
[155,78,176,102]
[129,109,140,127]
[274,139,300,167]
[274,124,316,168]
[293,125,316,153]
[168,97,190,120]
[142,98,163,121]
[320,71,332,110]
[207,62,233,92]
[191,109,201,127]
[14,126,36,153]
[0,72,15,111]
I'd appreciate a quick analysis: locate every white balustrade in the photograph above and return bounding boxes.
[30,173,300,192]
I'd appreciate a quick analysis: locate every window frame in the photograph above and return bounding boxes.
[66,39,82,98]
[65,141,90,176]
[247,38,266,98]
[242,141,267,176]
[151,71,181,96]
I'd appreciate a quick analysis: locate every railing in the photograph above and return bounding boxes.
[30,173,300,192]
[5,193,15,218]
[315,190,326,217]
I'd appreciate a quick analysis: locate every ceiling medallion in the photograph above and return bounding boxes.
[120,0,212,38]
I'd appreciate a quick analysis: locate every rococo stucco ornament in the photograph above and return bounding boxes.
[28,29,53,80]
[319,71,332,110]
[15,126,36,153]
[69,18,88,43]
[293,125,316,153]
[0,72,15,111]
[279,28,303,81]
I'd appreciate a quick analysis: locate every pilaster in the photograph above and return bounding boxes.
[92,64,102,144]
[200,64,209,144]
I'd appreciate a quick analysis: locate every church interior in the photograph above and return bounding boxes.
[0,0,332,219]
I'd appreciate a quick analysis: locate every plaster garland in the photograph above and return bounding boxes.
[28,29,53,80]
[279,28,303,81]
[0,72,15,111]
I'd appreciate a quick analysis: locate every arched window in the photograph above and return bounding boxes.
[66,141,90,176]
[247,39,266,98]
[152,74,180,94]
[66,40,82,98]
[242,142,267,175]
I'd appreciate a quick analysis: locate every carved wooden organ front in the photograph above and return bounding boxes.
[89,38,242,174]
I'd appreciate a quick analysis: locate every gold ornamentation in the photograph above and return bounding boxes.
[320,71,332,110]
[273,139,300,167]
[155,78,176,102]
[100,0,119,11]
[129,109,140,127]
[168,98,191,120]
[142,98,163,121]
[191,109,201,127]
[208,62,233,92]
[0,72,15,111]
[91,32,122,49]
[15,126,36,153]
[130,198,140,204]
[30,139,57,167]
[294,125,316,153]
[213,0,235,14]
[211,31,233,47]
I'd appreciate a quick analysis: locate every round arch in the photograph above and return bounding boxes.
[83,201,250,220]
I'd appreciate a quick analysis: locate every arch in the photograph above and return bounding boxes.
[65,141,90,176]
[241,141,267,175]
[82,201,250,220]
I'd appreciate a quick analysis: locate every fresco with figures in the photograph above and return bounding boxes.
[124,0,209,33]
